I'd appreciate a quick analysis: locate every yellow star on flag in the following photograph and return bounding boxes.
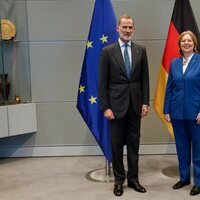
[89,96,97,104]
[86,41,93,49]
[100,34,108,43]
[79,85,85,93]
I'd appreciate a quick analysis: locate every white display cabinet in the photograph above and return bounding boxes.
[0,103,37,137]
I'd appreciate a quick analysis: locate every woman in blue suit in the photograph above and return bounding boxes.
[164,30,200,196]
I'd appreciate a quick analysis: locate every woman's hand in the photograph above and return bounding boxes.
[164,114,171,122]
[196,113,200,124]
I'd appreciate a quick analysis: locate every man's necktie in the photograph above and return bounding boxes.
[124,44,131,79]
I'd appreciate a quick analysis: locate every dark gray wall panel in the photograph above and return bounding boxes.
[141,101,173,144]
[35,102,96,145]
[113,0,174,40]
[27,0,95,41]
[30,42,85,102]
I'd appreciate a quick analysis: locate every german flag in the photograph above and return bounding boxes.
[154,0,200,137]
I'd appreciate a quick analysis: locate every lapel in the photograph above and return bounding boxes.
[184,54,197,74]
[131,42,137,76]
[112,42,128,78]
[176,58,183,77]
[111,41,138,79]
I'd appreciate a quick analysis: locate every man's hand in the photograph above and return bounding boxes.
[141,105,149,118]
[104,109,115,120]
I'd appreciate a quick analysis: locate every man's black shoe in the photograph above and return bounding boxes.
[128,182,146,193]
[190,186,200,196]
[172,181,190,189]
[113,184,123,196]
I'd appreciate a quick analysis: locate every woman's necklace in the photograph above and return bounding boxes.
[183,59,188,65]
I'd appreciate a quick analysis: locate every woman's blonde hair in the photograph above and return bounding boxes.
[178,30,198,55]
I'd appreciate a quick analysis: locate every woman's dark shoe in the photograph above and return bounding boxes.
[172,181,190,189]
[190,186,200,196]
[113,184,123,196]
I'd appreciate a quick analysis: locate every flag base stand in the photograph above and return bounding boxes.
[162,165,192,179]
[85,160,114,183]
[162,165,179,179]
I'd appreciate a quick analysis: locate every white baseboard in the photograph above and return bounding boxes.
[0,143,176,157]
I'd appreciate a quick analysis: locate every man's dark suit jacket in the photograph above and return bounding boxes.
[98,41,149,118]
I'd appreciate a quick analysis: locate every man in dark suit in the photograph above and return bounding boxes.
[98,15,149,196]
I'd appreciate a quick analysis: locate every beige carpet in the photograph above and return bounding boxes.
[0,155,199,200]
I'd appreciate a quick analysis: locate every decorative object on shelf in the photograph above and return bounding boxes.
[0,73,10,101]
[14,95,21,104]
[1,19,16,40]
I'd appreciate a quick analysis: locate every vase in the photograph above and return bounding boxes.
[0,73,11,101]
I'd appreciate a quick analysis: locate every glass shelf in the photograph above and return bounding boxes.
[0,0,31,105]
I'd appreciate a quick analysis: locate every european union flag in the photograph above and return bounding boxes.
[76,0,118,162]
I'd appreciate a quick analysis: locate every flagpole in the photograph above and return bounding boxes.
[85,158,114,183]
[105,159,111,176]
